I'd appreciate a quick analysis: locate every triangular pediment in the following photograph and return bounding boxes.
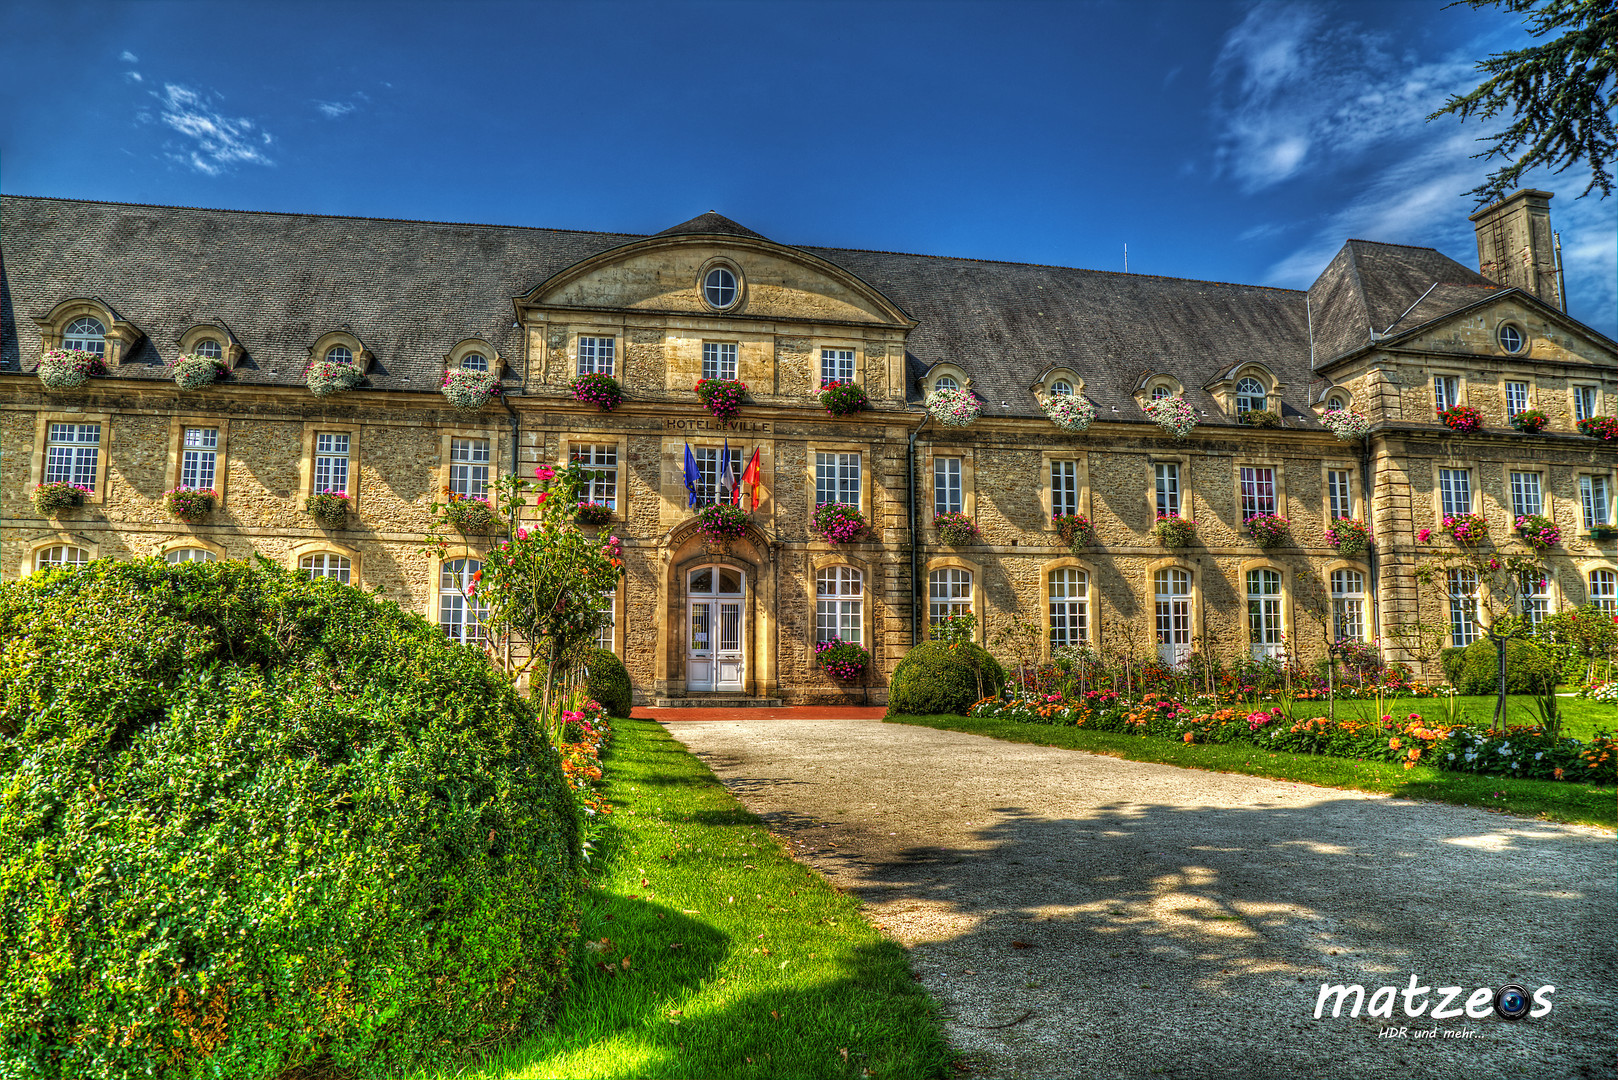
[1376,288,1617,370]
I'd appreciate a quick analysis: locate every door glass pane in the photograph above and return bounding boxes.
[690,603,711,652]
[689,567,714,594]
[718,568,743,594]
[719,602,741,651]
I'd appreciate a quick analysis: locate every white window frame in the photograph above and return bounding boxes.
[934,374,959,392]
[928,567,973,625]
[1505,381,1529,417]
[702,342,738,381]
[34,544,91,571]
[572,443,619,510]
[815,452,860,508]
[325,344,354,365]
[1574,385,1599,422]
[1449,568,1479,646]
[1155,462,1181,519]
[1510,471,1543,519]
[1049,380,1073,396]
[45,422,102,492]
[1051,459,1080,518]
[1331,569,1366,642]
[440,557,488,645]
[314,432,351,495]
[815,566,864,643]
[1434,375,1459,413]
[1439,468,1472,518]
[578,336,616,377]
[1327,469,1353,520]
[449,438,491,499]
[165,547,218,564]
[1246,568,1284,659]
[593,589,616,651]
[62,317,106,356]
[703,267,738,309]
[1519,570,1550,627]
[1048,568,1089,647]
[820,348,855,385]
[180,427,219,491]
[1235,377,1267,414]
[1154,567,1193,666]
[1239,466,1276,520]
[301,553,352,583]
[1589,570,1617,615]
[934,457,963,516]
[1581,474,1612,529]
[692,447,739,508]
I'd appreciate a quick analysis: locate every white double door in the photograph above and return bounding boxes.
[688,596,744,693]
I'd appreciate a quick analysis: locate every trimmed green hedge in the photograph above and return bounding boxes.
[887,640,1005,716]
[585,647,633,717]
[0,559,582,1079]
[1443,639,1560,695]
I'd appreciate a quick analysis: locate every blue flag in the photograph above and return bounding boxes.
[718,439,734,503]
[684,443,699,507]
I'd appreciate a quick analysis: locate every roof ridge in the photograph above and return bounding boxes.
[1343,237,1445,253]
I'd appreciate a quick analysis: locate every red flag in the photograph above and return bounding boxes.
[741,448,762,510]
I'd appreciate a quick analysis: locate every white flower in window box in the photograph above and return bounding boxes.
[167,353,230,391]
[1042,394,1095,432]
[36,349,107,389]
[1320,407,1371,440]
[1142,395,1197,439]
[441,369,501,410]
[926,387,980,427]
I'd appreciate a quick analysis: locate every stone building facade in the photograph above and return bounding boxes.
[2,190,1614,704]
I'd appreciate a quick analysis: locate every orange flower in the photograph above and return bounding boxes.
[1183,733,1195,743]
[1388,737,1402,750]
[1553,767,1565,780]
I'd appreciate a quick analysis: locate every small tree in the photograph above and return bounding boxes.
[990,611,1044,691]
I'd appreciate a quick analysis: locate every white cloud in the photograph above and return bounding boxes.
[316,100,356,119]
[153,84,274,176]
[124,70,142,83]
[120,50,138,62]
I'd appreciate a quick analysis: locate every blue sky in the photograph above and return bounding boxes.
[2,0,1613,336]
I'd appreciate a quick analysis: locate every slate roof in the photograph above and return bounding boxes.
[0,196,1519,427]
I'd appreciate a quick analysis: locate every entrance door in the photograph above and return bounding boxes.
[686,565,745,692]
[1154,567,1192,667]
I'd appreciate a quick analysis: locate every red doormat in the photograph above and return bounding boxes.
[632,706,888,722]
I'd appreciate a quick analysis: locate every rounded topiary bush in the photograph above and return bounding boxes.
[886,640,1005,716]
[0,558,582,1080]
[1452,638,1561,696]
[584,647,632,717]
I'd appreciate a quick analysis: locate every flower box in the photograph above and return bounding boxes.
[36,349,107,389]
[442,494,500,533]
[1320,407,1371,440]
[819,382,868,417]
[925,387,980,427]
[1324,518,1372,556]
[933,510,979,546]
[165,486,216,521]
[1515,514,1560,550]
[1438,404,1483,433]
[1577,416,1618,441]
[33,481,91,515]
[306,360,366,397]
[1509,409,1548,433]
[575,502,614,526]
[441,369,501,410]
[1442,512,1489,544]
[1153,513,1195,547]
[1042,394,1095,432]
[169,354,229,391]
[811,502,867,543]
[815,637,870,681]
[572,373,622,412]
[1238,409,1281,428]
[305,489,350,529]
[1053,512,1093,549]
[695,378,747,423]
[1589,524,1618,541]
[1246,513,1290,548]
[696,503,748,545]
[1142,395,1197,439]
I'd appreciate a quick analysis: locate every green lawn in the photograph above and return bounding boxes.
[885,713,1616,830]
[1321,693,1616,740]
[424,719,949,1080]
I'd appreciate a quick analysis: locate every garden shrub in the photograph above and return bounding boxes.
[0,558,582,1080]
[1452,638,1561,696]
[585,647,633,717]
[1440,647,1469,687]
[887,640,1005,716]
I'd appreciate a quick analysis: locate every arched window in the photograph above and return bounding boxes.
[1331,569,1365,642]
[934,375,959,393]
[1247,568,1283,658]
[815,566,864,643]
[325,345,353,365]
[1151,383,1173,400]
[928,567,973,625]
[460,352,489,372]
[193,338,223,360]
[1236,377,1266,414]
[440,558,488,645]
[1049,380,1073,396]
[300,553,351,583]
[1153,567,1192,666]
[34,545,90,571]
[63,317,106,356]
[1327,394,1346,411]
[1048,568,1088,647]
[1589,570,1617,615]
[165,547,217,563]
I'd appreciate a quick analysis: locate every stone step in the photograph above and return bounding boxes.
[650,696,785,708]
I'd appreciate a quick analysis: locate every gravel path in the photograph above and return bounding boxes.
[661,716,1617,1080]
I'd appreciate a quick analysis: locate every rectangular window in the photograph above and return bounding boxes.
[934,457,963,516]
[1050,460,1079,518]
[816,566,865,644]
[1439,468,1472,518]
[702,342,738,381]
[1246,568,1283,659]
[815,452,860,507]
[1510,471,1543,518]
[1505,381,1529,416]
[1048,568,1089,647]
[1449,568,1479,647]
[1331,569,1366,642]
[820,348,855,385]
[928,568,973,625]
[1590,570,1617,615]
[578,336,615,376]
[1582,475,1611,528]
[314,432,350,494]
[692,447,738,507]
[593,590,616,651]
[1154,462,1180,518]
[1327,469,1353,520]
[1575,385,1598,421]
[571,443,619,510]
[1519,570,1549,628]
[1239,466,1276,520]
[449,438,491,499]
[45,422,101,491]
[1434,375,1459,413]
[180,428,218,490]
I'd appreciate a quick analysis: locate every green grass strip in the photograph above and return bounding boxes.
[886,714,1617,830]
[429,719,950,1080]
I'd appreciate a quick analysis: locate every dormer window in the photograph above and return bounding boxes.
[1235,377,1266,414]
[63,317,106,356]
[1151,384,1172,400]
[1049,380,1073,396]
[460,352,489,372]
[703,267,738,310]
[1327,394,1347,411]
[325,345,353,365]
[193,338,223,360]
[935,375,959,392]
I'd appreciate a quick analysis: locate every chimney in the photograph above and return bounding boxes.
[1468,189,1565,311]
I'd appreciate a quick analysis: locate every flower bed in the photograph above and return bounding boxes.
[32,481,91,515]
[1043,394,1095,432]
[575,502,614,526]
[305,489,350,528]
[557,701,614,858]
[1324,517,1371,555]
[696,502,748,545]
[1516,513,1560,550]
[441,368,501,410]
[1510,409,1548,433]
[1320,407,1370,440]
[1438,404,1483,433]
[306,359,366,397]
[819,381,868,417]
[168,353,229,390]
[1246,513,1290,548]
[1153,513,1195,546]
[695,378,747,423]
[933,510,979,545]
[1237,408,1281,428]
[572,373,622,412]
[926,387,980,427]
[36,349,107,389]
[815,637,870,681]
[1143,395,1197,438]
[1442,512,1489,544]
[1576,416,1618,441]
[1053,512,1093,549]
[811,502,866,543]
[165,486,216,521]
[442,493,500,533]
